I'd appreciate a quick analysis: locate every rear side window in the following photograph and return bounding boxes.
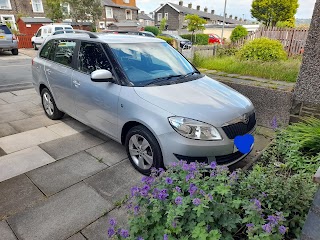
[0,25,11,34]
[40,40,55,59]
[78,42,111,74]
[52,40,76,67]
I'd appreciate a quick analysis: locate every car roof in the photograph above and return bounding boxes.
[47,32,165,44]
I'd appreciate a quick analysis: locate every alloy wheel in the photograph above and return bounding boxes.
[43,92,54,116]
[128,134,154,170]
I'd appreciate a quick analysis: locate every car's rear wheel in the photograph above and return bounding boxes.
[41,88,64,120]
[125,125,163,175]
[11,49,18,55]
[33,42,38,50]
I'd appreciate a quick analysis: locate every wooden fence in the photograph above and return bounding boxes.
[234,27,309,56]
[17,34,33,49]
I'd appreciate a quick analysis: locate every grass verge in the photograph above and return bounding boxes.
[193,55,301,82]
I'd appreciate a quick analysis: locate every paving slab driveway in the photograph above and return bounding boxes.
[0,88,272,239]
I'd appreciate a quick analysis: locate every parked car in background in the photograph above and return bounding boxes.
[208,34,223,44]
[159,33,192,49]
[31,24,73,50]
[0,23,18,55]
[32,31,255,175]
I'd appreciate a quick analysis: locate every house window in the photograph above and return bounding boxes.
[157,13,162,22]
[123,0,129,3]
[99,21,105,29]
[0,0,11,9]
[0,15,16,30]
[62,3,70,15]
[106,7,113,19]
[32,0,44,13]
[164,12,168,20]
[145,20,150,26]
[125,9,132,20]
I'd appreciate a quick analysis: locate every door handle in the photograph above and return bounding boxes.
[73,80,80,88]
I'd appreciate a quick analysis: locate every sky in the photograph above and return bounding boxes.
[137,0,316,20]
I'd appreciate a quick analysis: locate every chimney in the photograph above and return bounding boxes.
[229,14,232,19]
[160,3,163,6]
[197,5,200,11]
[235,16,238,20]
[204,7,208,12]
[188,3,192,8]
[211,10,215,14]
[179,1,183,6]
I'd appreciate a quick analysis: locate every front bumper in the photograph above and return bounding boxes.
[158,126,255,167]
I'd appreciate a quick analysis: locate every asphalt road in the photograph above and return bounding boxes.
[0,51,33,92]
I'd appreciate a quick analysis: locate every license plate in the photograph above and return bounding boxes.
[0,36,5,39]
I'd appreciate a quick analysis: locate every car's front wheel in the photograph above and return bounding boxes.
[125,125,163,175]
[32,42,38,50]
[41,88,64,120]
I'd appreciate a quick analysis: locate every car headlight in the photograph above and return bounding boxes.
[168,117,222,141]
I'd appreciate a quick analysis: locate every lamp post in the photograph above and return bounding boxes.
[221,0,227,45]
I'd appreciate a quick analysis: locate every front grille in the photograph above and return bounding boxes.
[222,112,256,139]
[215,151,245,164]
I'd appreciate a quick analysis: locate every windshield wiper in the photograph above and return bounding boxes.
[182,70,200,78]
[145,74,182,86]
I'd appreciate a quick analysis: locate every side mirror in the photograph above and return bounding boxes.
[91,69,114,82]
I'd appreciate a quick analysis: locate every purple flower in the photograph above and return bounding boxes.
[229,171,238,181]
[200,189,205,196]
[208,194,213,201]
[210,171,216,177]
[158,189,169,200]
[107,227,115,238]
[279,225,287,235]
[193,198,201,206]
[251,198,262,210]
[120,229,130,238]
[267,215,278,225]
[163,234,168,240]
[131,186,140,197]
[271,116,278,130]
[262,192,268,197]
[276,212,285,221]
[188,183,198,196]
[172,221,177,228]
[189,162,197,171]
[186,173,194,182]
[141,176,154,185]
[182,163,189,171]
[140,188,149,197]
[175,186,181,193]
[134,205,140,215]
[170,162,178,167]
[109,218,117,227]
[165,177,173,184]
[137,237,144,240]
[262,223,273,233]
[210,161,217,169]
[158,168,165,174]
[175,196,183,205]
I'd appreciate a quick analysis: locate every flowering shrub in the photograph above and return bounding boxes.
[108,162,288,239]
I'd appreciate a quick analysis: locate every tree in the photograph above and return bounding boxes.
[159,18,167,34]
[65,0,102,29]
[185,14,207,35]
[45,0,63,22]
[230,25,248,42]
[144,26,159,36]
[276,17,295,28]
[251,0,299,27]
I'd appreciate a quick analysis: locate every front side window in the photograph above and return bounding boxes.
[40,40,54,59]
[32,0,44,12]
[35,29,42,37]
[157,13,162,22]
[0,0,11,9]
[52,40,76,67]
[109,42,195,86]
[106,7,113,19]
[78,42,111,74]
[125,9,132,20]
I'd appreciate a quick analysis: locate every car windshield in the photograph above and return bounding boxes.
[108,42,196,86]
[0,25,11,34]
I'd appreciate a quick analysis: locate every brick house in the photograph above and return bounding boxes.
[0,0,46,30]
[154,1,242,31]
[100,0,140,30]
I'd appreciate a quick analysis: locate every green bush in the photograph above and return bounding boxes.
[238,38,287,61]
[144,26,159,36]
[216,44,239,57]
[180,34,209,45]
[230,25,248,42]
[157,36,174,46]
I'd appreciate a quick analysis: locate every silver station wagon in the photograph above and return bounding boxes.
[32,31,256,175]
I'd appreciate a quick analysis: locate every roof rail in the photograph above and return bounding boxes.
[52,29,98,38]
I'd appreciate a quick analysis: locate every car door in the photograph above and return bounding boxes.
[72,41,121,138]
[34,28,43,45]
[44,39,77,116]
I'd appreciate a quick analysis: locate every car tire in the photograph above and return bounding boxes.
[33,42,38,50]
[125,125,163,175]
[11,49,18,55]
[41,88,64,120]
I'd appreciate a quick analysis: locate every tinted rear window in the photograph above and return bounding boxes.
[0,25,11,34]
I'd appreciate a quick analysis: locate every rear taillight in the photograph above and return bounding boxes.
[12,34,16,40]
